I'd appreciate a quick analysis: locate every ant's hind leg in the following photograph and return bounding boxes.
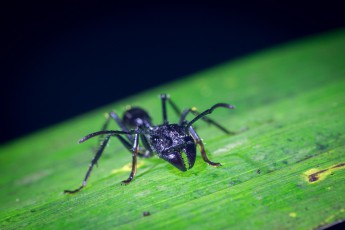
[186,103,235,131]
[188,126,221,167]
[180,107,235,135]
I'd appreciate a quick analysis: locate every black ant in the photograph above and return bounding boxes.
[64,94,235,194]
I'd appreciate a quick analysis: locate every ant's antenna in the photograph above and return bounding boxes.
[79,130,142,143]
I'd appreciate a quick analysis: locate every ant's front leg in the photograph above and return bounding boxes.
[188,126,221,167]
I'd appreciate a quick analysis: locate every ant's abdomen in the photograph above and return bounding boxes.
[122,107,152,128]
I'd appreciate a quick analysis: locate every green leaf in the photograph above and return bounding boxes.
[1,29,345,229]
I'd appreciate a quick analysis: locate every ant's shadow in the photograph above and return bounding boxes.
[134,155,209,180]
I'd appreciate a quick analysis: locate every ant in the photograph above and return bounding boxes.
[64,94,235,194]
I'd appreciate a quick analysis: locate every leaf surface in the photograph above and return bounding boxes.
[1,29,345,229]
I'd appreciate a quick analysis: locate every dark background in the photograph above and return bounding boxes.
[1,1,344,144]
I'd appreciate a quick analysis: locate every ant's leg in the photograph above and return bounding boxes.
[164,95,234,134]
[179,108,190,124]
[160,94,169,124]
[188,126,221,167]
[121,131,139,184]
[97,113,112,145]
[94,113,133,168]
[109,112,134,142]
[101,112,134,143]
[105,112,149,156]
[81,128,147,158]
[161,93,184,124]
[64,135,112,194]
[139,135,154,158]
[112,134,149,158]
[186,103,235,130]
[180,108,235,134]
[165,95,182,116]
[106,122,149,158]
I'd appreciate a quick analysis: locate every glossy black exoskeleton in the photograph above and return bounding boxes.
[64,94,235,194]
